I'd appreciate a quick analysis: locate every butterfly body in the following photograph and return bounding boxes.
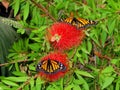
[36,59,66,74]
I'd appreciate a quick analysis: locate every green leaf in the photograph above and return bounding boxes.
[76,74,89,90]
[30,78,34,89]
[87,40,92,54]
[110,59,120,65]
[81,47,89,54]
[7,53,18,58]
[55,2,64,10]
[73,85,81,90]
[101,66,114,74]
[0,86,3,90]
[35,78,44,90]
[108,19,116,36]
[17,28,25,34]
[2,80,19,87]
[23,2,30,21]
[12,71,27,76]
[15,62,19,71]
[30,37,41,42]
[46,41,51,51]
[65,1,69,9]
[64,84,74,90]
[73,79,83,85]
[101,30,107,47]
[75,70,94,78]
[24,85,29,90]
[116,81,120,90]
[29,65,35,71]
[60,78,63,90]
[102,77,114,89]
[32,26,47,34]
[14,0,20,16]
[76,49,82,58]
[29,43,40,51]
[0,83,10,90]
[5,77,29,82]
[90,34,100,47]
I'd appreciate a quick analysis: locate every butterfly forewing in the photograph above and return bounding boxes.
[51,60,59,71]
[42,60,47,71]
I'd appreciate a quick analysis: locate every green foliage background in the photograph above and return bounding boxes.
[0,0,120,90]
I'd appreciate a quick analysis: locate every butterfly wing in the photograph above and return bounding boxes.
[76,17,97,28]
[64,17,74,23]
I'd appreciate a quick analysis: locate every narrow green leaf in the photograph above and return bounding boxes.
[46,41,51,51]
[73,79,83,85]
[39,26,47,31]
[65,1,69,9]
[29,65,35,71]
[60,78,63,90]
[14,0,20,16]
[30,38,41,42]
[32,26,47,33]
[76,50,82,58]
[101,30,107,47]
[81,47,89,54]
[108,19,116,35]
[90,36,100,47]
[102,66,114,74]
[17,28,25,34]
[29,43,40,51]
[87,40,92,54]
[7,53,18,58]
[78,58,85,65]
[5,77,29,82]
[15,62,19,71]
[111,59,120,65]
[102,77,114,89]
[23,2,30,21]
[90,0,96,13]
[30,78,34,89]
[35,78,44,90]
[2,80,19,87]
[0,87,4,90]
[64,84,74,90]
[12,71,27,76]
[73,85,81,90]
[0,83,10,90]
[76,74,89,90]
[75,70,94,78]
[116,81,120,90]
[24,85,29,90]
[107,0,118,10]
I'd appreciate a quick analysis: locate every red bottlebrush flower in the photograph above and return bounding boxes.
[46,22,85,51]
[36,52,69,82]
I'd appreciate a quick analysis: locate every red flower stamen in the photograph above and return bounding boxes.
[47,22,85,51]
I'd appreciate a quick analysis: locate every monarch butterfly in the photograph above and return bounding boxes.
[63,17,97,29]
[59,12,97,29]
[36,59,66,74]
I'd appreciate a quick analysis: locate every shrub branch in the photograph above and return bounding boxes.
[0,59,36,67]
